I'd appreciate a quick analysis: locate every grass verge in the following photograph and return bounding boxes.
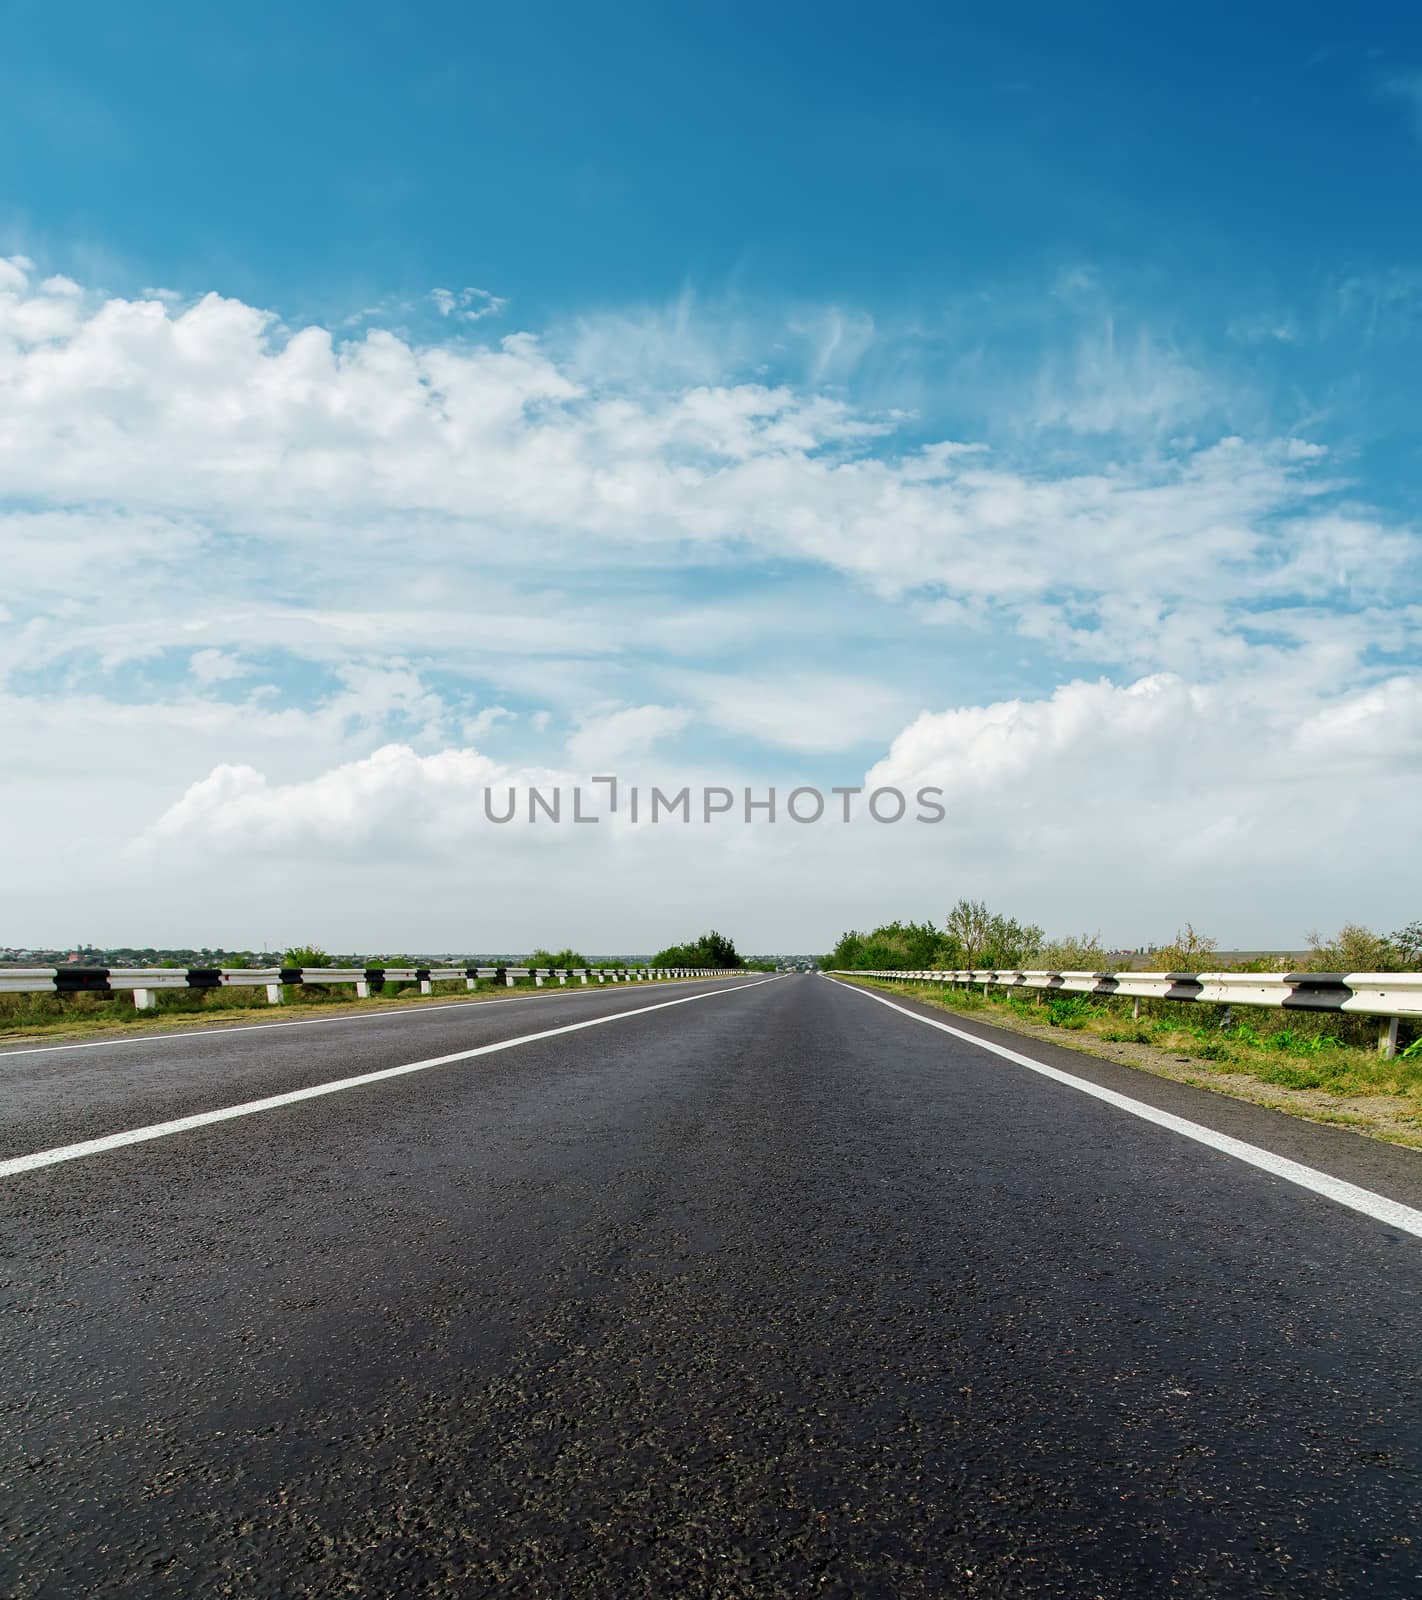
[835,976,1422,1151]
[0,975,705,1048]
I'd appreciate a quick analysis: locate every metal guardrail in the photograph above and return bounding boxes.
[832,969,1422,1059]
[0,965,737,1010]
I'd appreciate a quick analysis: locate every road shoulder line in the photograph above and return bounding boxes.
[0,974,741,1061]
[0,977,780,1179]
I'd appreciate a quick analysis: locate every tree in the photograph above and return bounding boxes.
[943,898,994,967]
[1390,921,1422,967]
[825,910,1042,972]
[1306,924,1398,974]
[884,919,944,967]
[283,945,331,969]
[1035,933,1107,970]
[651,930,743,969]
[941,900,1043,969]
[1152,925,1218,973]
[827,929,868,969]
[528,946,588,969]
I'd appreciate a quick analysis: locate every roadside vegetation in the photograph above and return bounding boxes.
[828,903,1422,978]
[650,930,751,969]
[0,936,748,1042]
[826,904,1422,1143]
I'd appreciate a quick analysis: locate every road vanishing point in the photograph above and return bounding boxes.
[3,973,1420,1597]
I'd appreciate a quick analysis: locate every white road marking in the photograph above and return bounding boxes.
[0,977,781,1178]
[830,977,1422,1241]
[0,973,732,1061]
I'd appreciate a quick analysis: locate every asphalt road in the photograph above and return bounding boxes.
[3,972,1421,1597]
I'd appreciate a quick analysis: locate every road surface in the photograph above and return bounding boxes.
[3,972,1421,1597]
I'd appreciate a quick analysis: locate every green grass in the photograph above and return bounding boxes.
[856,976,1422,1103]
[0,973,686,1040]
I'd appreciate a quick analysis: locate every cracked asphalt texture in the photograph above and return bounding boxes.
[3,972,1421,1597]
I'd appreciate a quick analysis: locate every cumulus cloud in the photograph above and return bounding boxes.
[137,743,526,855]
[2,263,1409,653]
[2,261,1419,944]
[115,668,1422,948]
[866,673,1422,865]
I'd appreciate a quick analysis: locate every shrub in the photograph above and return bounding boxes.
[528,947,588,969]
[1034,934,1108,970]
[1151,925,1218,973]
[1045,996,1102,1030]
[1305,924,1400,973]
[651,930,743,969]
[283,945,332,969]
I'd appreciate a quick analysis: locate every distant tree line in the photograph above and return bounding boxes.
[650,930,745,969]
[280,936,753,972]
[527,947,589,970]
[826,903,1422,974]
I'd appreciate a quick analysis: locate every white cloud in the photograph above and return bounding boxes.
[103,668,1422,948]
[189,648,251,686]
[565,704,690,767]
[137,743,524,855]
[462,705,513,741]
[430,285,507,322]
[862,671,1422,903]
[0,272,1410,668]
[1,267,1418,945]
[1027,319,1216,435]
[681,671,908,754]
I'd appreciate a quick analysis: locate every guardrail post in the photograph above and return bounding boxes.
[1380,1017,1400,1060]
[355,979,370,998]
[133,988,156,1010]
[266,983,284,1004]
[534,971,545,987]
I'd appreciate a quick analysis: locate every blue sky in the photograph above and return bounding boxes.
[8,3,1421,311]
[2,3,1420,950]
